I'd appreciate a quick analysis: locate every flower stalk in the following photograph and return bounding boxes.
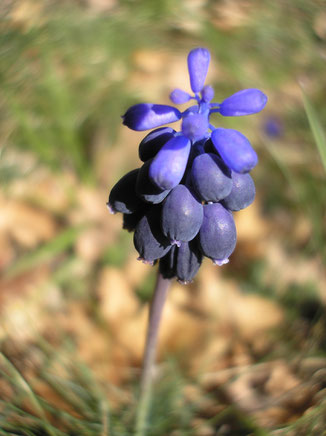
[135,272,171,436]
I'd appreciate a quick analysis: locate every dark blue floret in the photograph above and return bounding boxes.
[159,240,202,284]
[159,245,177,279]
[136,159,171,204]
[191,153,232,202]
[123,208,147,232]
[139,127,176,162]
[198,203,237,265]
[222,172,255,211]
[108,47,267,282]
[161,184,203,245]
[174,240,202,284]
[134,207,172,264]
[108,169,143,214]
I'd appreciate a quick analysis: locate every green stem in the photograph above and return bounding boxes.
[135,272,171,436]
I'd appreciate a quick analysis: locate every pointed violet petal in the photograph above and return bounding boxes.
[122,103,181,131]
[149,135,191,190]
[170,88,191,104]
[187,48,210,93]
[219,88,268,116]
[211,128,258,173]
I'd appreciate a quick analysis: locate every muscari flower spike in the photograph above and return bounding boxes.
[109,47,267,283]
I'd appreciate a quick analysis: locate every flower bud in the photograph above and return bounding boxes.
[219,89,267,116]
[201,85,214,102]
[182,113,208,141]
[187,48,210,93]
[139,127,176,162]
[149,135,191,190]
[211,128,258,173]
[122,103,181,131]
[170,89,191,104]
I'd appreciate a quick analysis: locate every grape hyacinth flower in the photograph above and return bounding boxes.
[109,47,267,282]
[107,48,267,435]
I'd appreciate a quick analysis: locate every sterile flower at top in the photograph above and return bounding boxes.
[109,47,267,283]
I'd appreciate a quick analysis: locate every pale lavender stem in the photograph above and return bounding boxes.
[135,272,171,436]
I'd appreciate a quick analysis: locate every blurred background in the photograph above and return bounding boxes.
[1,0,326,435]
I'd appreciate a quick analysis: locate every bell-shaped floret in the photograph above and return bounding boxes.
[149,135,191,190]
[219,89,267,116]
[159,240,202,284]
[182,113,209,141]
[161,184,203,245]
[175,240,202,284]
[191,153,232,202]
[211,128,258,173]
[198,203,237,265]
[187,48,210,93]
[201,85,214,103]
[136,160,171,204]
[134,207,172,264]
[159,245,176,279]
[122,103,181,131]
[222,172,255,211]
[123,208,148,232]
[203,138,217,154]
[170,89,191,104]
[139,127,175,162]
[108,169,143,214]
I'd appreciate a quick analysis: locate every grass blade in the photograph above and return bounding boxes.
[0,353,59,436]
[301,86,326,173]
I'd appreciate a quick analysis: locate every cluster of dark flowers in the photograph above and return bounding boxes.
[108,48,267,284]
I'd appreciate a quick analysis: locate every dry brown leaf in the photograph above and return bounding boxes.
[314,11,326,39]
[96,266,140,324]
[0,201,57,248]
[113,306,148,364]
[265,362,300,398]
[211,0,252,31]
[234,199,268,242]
[0,233,15,272]
[124,256,150,289]
[0,267,52,343]
[159,285,208,359]
[10,168,75,214]
[75,227,108,262]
